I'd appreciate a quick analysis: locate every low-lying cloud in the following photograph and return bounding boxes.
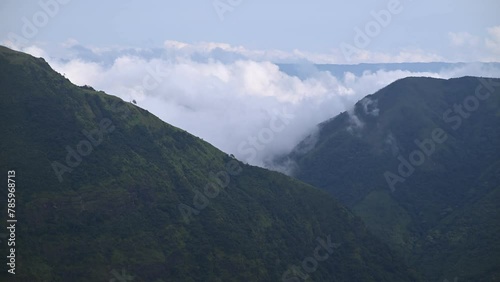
[10,42,500,169]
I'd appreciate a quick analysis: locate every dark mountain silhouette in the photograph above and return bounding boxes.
[280,75,500,281]
[0,46,420,281]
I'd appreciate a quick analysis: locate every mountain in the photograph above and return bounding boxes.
[0,46,421,281]
[280,76,500,281]
[277,62,500,79]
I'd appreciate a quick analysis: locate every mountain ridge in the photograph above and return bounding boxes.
[280,74,500,281]
[0,45,420,281]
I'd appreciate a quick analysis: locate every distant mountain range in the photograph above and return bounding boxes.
[0,46,420,281]
[278,62,500,78]
[278,75,500,281]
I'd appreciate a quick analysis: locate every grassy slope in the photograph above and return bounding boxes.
[285,76,500,281]
[0,46,419,281]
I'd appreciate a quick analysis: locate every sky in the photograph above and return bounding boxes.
[1,0,500,170]
[1,0,500,62]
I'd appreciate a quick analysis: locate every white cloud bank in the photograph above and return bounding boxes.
[4,41,500,170]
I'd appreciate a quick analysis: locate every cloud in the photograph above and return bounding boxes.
[485,26,500,55]
[346,97,379,136]
[4,39,447,65]
[448,32,480,47]
[22,45,48,58]
[361,97,379,117]
[447,26,500,62]
[7,43,500,170]
[336,48,445,63]
[162,42,446,64]
[347,110,365,135]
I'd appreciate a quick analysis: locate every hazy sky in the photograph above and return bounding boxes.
[1,0,500,62]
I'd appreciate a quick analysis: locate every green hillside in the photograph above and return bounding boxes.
[282,76,500,281]
[0,46,420,281]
